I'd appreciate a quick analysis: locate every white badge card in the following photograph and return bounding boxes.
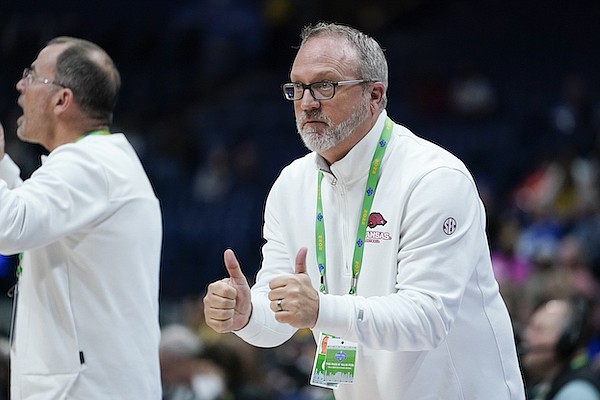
[323,338,357,384]
[310,333,339,389]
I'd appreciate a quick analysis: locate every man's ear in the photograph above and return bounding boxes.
[53,88,74,114]
[369,82,385,108]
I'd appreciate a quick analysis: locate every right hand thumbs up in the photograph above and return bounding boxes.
[203,249,252,333]
[224,249,248,288]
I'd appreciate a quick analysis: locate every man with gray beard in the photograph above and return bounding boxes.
[203,22,525,399]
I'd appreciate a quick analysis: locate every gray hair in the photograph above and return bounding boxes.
[299,22,388,109]
[48,36,121,125]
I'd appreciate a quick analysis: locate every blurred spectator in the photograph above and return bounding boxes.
[548,74,597,159]
[449,62,497,119]
[491,214,533,287]
[555,235,599,300]
[512,158,570,269]
[192,145,232,204]
[160,324,227,400]
[490,213,533,326]
[201,337,275,400]
[520,297,600,400]
[517,262,572,330]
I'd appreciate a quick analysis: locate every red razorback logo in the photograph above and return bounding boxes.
[368,212,387,229]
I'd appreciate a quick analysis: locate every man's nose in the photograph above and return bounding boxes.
[300,89,320,110]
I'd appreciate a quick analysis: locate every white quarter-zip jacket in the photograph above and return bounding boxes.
[236,111,525,399]
[0,133,162,399]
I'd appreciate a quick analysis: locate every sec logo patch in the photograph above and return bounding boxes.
[443,217,457,235]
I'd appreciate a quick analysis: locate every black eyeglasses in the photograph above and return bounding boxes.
[282,79,371,101]
[22,68,66,88]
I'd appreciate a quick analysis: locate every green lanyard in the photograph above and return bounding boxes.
[77,129,110,141]
[315,117,393,295]
[15,253,23,277]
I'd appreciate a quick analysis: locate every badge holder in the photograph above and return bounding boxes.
[310,333,357,388]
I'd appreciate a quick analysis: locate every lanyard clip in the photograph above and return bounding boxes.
[349,277,358,295]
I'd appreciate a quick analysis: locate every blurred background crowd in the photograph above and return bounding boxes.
[0,0,600,398]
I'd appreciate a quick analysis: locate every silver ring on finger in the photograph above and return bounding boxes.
[277,299,283,312]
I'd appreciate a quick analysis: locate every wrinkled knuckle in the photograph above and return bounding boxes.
[291,285,302,296]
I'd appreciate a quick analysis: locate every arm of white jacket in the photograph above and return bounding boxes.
[0,154,24,189]
[0,144,110,254]
[313,167,489,351]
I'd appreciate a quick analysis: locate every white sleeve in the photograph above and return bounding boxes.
[0,146,110,254]
[0,154,24,189]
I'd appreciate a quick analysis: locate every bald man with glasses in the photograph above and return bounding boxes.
[0,37,162,399]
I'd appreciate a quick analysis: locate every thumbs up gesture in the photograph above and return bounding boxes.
[203,249,252,333]
[268,247,320,329]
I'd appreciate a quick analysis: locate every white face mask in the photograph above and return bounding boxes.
[191,373,225,400]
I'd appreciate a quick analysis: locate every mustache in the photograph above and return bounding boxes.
[298,110,330,126]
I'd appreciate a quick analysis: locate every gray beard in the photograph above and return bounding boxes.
[296,99,370,154]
